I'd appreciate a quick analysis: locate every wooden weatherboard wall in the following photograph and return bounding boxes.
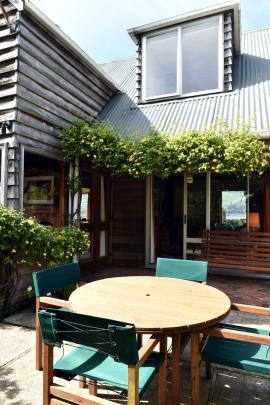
[0,0,116,209]
[15,13,114,154]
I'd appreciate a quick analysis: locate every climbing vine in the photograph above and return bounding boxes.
[60,119,269,177]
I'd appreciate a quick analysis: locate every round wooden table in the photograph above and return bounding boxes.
[69,276,231,405]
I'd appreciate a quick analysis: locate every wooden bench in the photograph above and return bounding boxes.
[201,230,270,274]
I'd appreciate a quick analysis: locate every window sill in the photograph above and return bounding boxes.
[138,88,227,105]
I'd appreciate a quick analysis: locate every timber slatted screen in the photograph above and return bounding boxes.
[201,230,270,273]
[112,176,145,265]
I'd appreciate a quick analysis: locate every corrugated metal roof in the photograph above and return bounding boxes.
[99,28,270,137]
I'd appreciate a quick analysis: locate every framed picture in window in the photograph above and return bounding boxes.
[24,176,54,204]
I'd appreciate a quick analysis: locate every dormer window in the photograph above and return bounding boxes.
[142,15,223,101]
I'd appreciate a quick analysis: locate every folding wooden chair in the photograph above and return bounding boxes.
[201,303,270,380]
[38,307,167,405]
[32,262,83,370]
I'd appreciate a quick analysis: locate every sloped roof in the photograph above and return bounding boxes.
[99,28,270,138]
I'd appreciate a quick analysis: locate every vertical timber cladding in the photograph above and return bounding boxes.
[7,145,20,210]
[0,0,18,127]
[0,1,20,210]
[224,11,234,91]
[112,176,145,266]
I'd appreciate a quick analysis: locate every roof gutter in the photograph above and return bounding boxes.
[23,0,119,92]
[128,0,240,54]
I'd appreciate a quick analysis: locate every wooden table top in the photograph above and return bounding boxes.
[69,276,231,333]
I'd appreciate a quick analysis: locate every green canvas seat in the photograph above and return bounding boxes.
[38,307,166,404]
[202,322,270,375]
[156,257,208,282]
[32,262,83,371]
[54,345,164,398]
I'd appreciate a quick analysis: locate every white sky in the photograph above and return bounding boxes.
[32,0,270,62]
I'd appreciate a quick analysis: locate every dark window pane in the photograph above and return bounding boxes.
[187,174,206,237]
[249,175,264,231]
[211,174,247,231]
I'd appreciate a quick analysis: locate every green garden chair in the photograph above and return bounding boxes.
[38,307,167,405]
[156,257,208,283]
[201,303,270,381]
[152,257,208,371]
[32,262,83,371]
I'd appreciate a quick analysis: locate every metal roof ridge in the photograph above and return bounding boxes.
[241,26,270,35]
[100,55,136,65]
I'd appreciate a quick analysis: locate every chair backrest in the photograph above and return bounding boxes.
[38,307,139,365]
[156,257,208,282]
[32,262,82,297]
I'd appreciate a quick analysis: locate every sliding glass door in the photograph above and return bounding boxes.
[183,173,208,259]
[148,172,265,264]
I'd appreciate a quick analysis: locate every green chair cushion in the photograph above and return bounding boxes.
[202,323,270,375]
[156,257,208,282]
[54,345,164,398]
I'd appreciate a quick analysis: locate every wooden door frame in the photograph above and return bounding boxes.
[79,166,112,270]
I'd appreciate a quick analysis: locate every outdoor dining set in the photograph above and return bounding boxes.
[32,259,270,405]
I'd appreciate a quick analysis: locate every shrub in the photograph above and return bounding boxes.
[0,206,90,316]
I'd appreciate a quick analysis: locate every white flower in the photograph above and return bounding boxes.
[27,286,32,292]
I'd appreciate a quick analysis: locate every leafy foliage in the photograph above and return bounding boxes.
[60,120,269,177]
[0,206,90,268]
[0,206,90,316]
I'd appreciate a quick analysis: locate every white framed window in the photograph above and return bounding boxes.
[142,15,224,101]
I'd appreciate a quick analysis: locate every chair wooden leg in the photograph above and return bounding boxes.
[36,297,42,371]
[191,333,201,405]
[172,333,181,405]
[78,375,87,388]
[36,324,43,371]
[158,335,167,405]
[128,365,139,405]
[205,362,212,379]
[89,380,98,395]
[137,333,143,348]
[43,344,53,405]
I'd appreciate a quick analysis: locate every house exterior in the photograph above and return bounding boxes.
[99,1,270,267]
[0,0,118,207]
[1,0,270,270]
